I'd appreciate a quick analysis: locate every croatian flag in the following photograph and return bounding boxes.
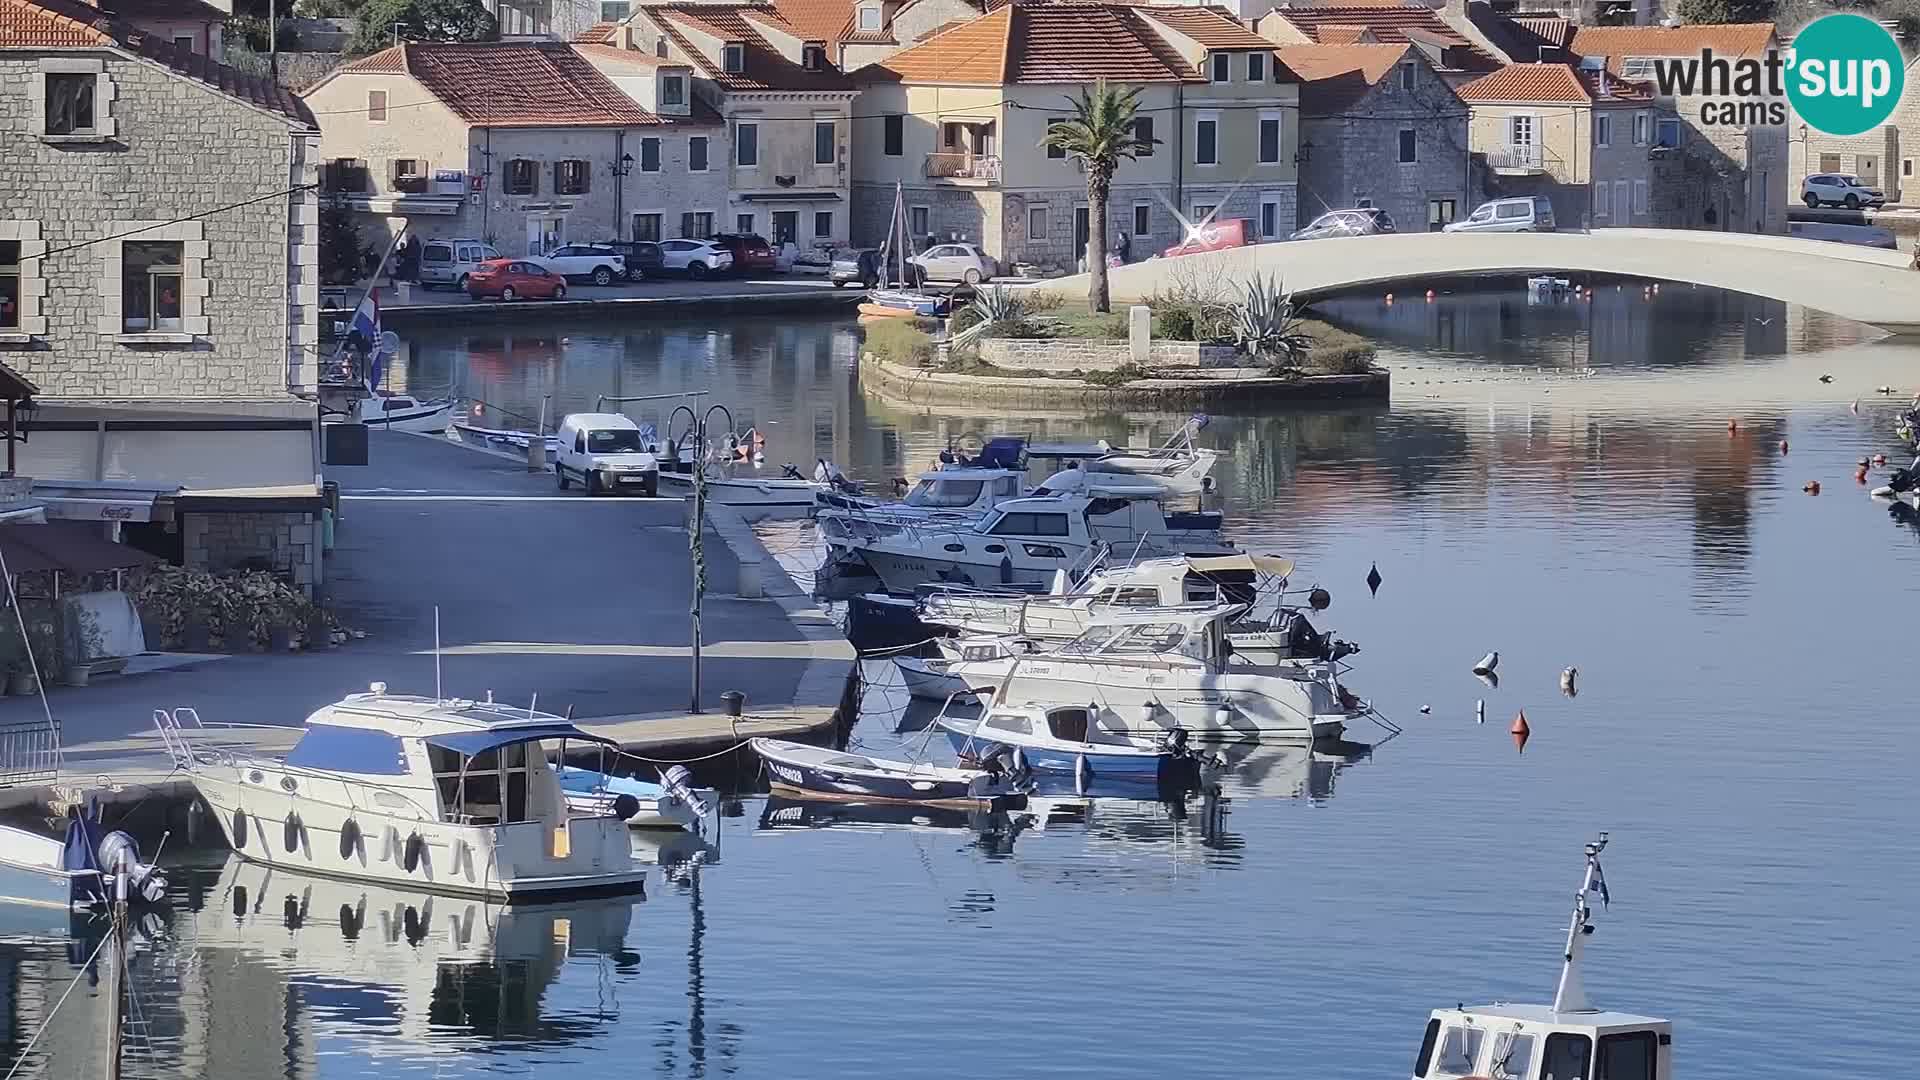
[1586,861,1611,908]
[349,288,383,390]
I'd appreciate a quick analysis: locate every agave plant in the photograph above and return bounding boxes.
[964,284,1029,331]
[1229,273,1313,366]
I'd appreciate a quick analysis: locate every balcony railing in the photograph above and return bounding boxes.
[391,174,429,194]
[1487,143,1547,174]
[925,153,1001,182]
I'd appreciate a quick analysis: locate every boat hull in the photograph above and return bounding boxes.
[896,655,965,701]
[656,469,821,508]
[944,660,1346,741]
[942,730,1176,780]
[358,399,454,434]
[758,753,986,805]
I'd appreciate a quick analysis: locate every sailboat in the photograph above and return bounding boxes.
[859,182,953,320]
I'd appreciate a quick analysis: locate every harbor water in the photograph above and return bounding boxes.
[10,286,1918,1078]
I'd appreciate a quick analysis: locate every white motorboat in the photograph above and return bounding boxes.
[657,462,826,509]
[942,605,1355,742]
[156,686,647,900]
[358,392,454,433]
[1030,415,1221,497]
[1413,833,1671,1080]
[896,636,1029,700]
[452,421,560,457]
[829,485,1232,595]
[557,763,714,832]
[814,435,1034,530]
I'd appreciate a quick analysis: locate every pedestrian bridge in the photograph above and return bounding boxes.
[1058,229,1920,335]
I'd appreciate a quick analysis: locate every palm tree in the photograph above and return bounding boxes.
[1042,81,1156,313]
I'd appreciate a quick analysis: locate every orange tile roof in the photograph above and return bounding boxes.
[1455,62,1588,103]
[572,42,671,68]
[3,0,313,123]
[1138,6,1275,49]
[1316,26,1372,45]
[572,21,619,43]
[1512,16,1574,49]
[333,41,673,127]
[860,5,1011,84]
[648,3,855,90]
[865,4,1220,85]
[1278,42,1410,113]
[1571,22,1776,72]
[1269,7,1497,70]
[771,0,854,42]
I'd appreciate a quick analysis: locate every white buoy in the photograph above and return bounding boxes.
[1560,666,1579,698]
[1418,704,1432,714]
[1472,651,1500,676]
[1476,699,1486,724]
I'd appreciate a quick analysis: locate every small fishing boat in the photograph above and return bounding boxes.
[452,421,560,457]
[859,289,952,319]
[557,763,713,833]
[1030,415,1222,497]
[936,700,1203,784]
[358,392,454,433]
[0,810,165,915]
[1414,833,1672,1080]
[156,686,646,900]
[751,737,1025,809]
[896,636,1029,701]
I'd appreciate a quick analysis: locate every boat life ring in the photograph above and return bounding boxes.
[284,811,304,854]
[339,818,361,860]
[231,808,249,849]
[403,832,424,873]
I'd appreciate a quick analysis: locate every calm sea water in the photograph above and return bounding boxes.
[10,287,1919,1078]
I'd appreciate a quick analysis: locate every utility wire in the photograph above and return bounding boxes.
[30,184,319,261]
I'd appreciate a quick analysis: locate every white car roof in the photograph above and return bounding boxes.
[561,413,640,430]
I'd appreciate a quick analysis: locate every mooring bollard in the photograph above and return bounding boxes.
[527,437,546,473]
[720,690,745,718]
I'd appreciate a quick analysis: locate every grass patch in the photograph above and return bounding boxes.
[862,318,936,367]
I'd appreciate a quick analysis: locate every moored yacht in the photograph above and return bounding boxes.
[158,686,647,900]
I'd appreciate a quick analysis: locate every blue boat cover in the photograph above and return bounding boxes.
[284,724,411,775]
[425,722,611,757]
[976,437,1027,470]
[557,765,663,797]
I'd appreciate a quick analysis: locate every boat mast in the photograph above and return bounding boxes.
[1552,831,1610,1014]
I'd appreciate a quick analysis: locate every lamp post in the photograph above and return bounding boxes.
[612,150,635,243]
[674,401,734,714]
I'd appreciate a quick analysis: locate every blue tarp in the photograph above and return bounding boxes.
[284,724,411,775]
[424,723,609,758]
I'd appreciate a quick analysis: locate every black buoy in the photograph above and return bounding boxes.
[232,884,249,919]
[283,894,303,931]
[403,905,425,945]
[1366,563,1383,595]
[1308,587,1331,612]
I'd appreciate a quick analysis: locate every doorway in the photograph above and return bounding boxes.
[1259,194,1283,239]
[773,210,798,246]
[1073,205,1090,264]
[526,217,562,256]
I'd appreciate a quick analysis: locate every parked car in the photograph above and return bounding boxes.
[418,238,500,290]
[555,413,659,496]
[1442,196,1557,233]
[598,240,666,280]
[1162,218,1251,258]
[1292,208,1396,241]
[1801,173,1885,209]
[829,248,883,288]
[710,233,777,275]
[657,239,735,279]
[532,244,627,286]
[465,259,567,301]
[908,242,996,284]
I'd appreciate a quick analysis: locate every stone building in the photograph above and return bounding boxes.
[1,0,330,589]
[851,3,1300,272]
[1255,6,1503,90]
[302,40,721,256]
[769,0,983,70]
[1276,42,1473,231]
[1785,53,1920,205]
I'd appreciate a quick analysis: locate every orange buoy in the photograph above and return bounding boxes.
[1727,418,1739,435]
[1779,439,1789,454]
[1803,480,1821,494]
[1857,466,1870,484]
[1874,453,1888,466]
[1425,289,1436,301]
[1510,710,1531,754]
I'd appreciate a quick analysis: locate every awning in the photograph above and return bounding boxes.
[0,521,158,575]
[1186,554,1295,578]
[284,724,411,775]
[425,723,613,757]
[0,532,62,574]
[33,482,175,524]
[737,191,843,201]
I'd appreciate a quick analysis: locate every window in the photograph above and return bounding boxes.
[1818,152,1843,172]
[1906,158,1915,177]
[1133,203,1150,236]
[1620,56,1656,79]
[689,135,708,171]
[1400,61,1416,91]
[173,34,194,51]
[1259,199,1278,238]
[989,512,1070,537]
[682,211,714,238]
[1046,117,1067,159]
[367,90,387,122]
[724,43,745,73]
[0,241,18,331]
[1495,201,1529,219]
[1196,115,1218,165]
[1508,114,1534,145]
[504,159,538,195]
[555,159,590,195]
[639,137,660,172]
[122,241,183,333]
[1028,206,1048,241]
[736,213,754,232]
[910,205,929,237]
[325,157,369,193]
[1191,203,1216,223]
[1488,1033,1535,1080]
[1632,110,1649,145]
[1210,52,1230,82]
[815,120,835,165]
[814,211,833,238]
[736,122,758,166]
[858,4,881,29]
[656,37,669,57]
[1433,1026,1485,1077]
[803,44,825,70]
[1541,1033,1592,1080]
[1595,113,1611,147]
[1595,1031,1657,1080]
[661,74,684,106]
[1413,1019,1441,1078]
[1260,114,1281,164]
[883,113,904,156]
[633,213,662,241]
[1633,178,1648,215]
[1247,52,1265,82]
[1593,181,1612,219]
[600,0,630,18]
[391,158,426,192]
[1428,198,1456,230]
[1134,116,1153,155]
[1655,117,1680,148]
[45,72,96,135]
[1398,128,1416,163]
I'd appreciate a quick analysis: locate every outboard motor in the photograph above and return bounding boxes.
[1158,726,1191,756]
[1889,461,1920,494]
[658,765,711,826]
[96,831,167,904]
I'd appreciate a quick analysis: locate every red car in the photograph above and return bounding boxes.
[710,233,776,274]
[1162,217,1250,258]
[466,258,568,301]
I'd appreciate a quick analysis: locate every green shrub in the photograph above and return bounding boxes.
[863,319,936,367]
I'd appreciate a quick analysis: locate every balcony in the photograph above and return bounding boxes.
[391,174,429,194]
[1487,144,1548,175]
[925,153,1001,183]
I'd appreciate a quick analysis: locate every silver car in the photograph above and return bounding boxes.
[1292,208,1396,241]
[1442,197,1557,233]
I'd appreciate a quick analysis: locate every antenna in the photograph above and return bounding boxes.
[529,692,538,718]
[1553,831,1611,1014]
[433,606,443,702]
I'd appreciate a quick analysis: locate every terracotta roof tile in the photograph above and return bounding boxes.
[1137,6,1275,49]
[1316,26,1372,45]
[572,20,619,43]
[334,41,673,127]
[1578,67,1654,103]
[1277,43,1408,113]
[1455,62,1588,103]
[572,41,671,68]
[1571,22,1776,72]
[1512,16,1574,49]
[648,3,855,90]
[1269,7,1497,70]
[340,44,406,73]
[0,0,113,47]
[772,0,856,43]
[859,5,1010,84]
[99,0,225,20]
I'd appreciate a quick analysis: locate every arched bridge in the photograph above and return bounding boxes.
[1056,229,1920,335]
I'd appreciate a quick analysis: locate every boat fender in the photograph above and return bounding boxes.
[403,832,424,873]
[339,818,361,860]
[284,894,304,931]
[1010,747,1026,775]
[612,793,642,821]
[1074,754,1091,795]
[232,808,249,849]
[284,811,304,854]
[340,902,363,940]
[232,884,249,919]
[403,905,426,945]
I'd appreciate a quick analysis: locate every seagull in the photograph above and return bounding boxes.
[1819,374,1834,383]
[1418,704,1432,715]
[1754,317,1773,326]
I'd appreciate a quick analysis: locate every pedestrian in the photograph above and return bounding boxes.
[401,234,422,282]
[1116,230,1132,264]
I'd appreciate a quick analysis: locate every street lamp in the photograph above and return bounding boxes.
[671,401,735,714]
[612,152,635,177]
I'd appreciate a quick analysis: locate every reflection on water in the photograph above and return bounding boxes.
[19,290,1909,1078]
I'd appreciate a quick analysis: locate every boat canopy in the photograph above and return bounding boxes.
[1186,554,1294,578]
[424,722,612,757]
[285,724,411,775]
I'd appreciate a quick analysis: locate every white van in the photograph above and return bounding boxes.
[418,238,500,290]
[555,413,659,496]
[1442,196,1557,234]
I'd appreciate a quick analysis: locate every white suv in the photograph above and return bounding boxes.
[534,244,627,286]
[555,413,659,496]
[1801,173,1885,209]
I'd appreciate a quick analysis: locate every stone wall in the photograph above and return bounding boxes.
[980,337,1239,372]
[0,51,314,399]
[183,511,321,593]
[1297,55,1468,233]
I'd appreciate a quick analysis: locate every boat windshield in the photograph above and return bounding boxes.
[906,478,984,508]
[588,429,647,453]
[1060,621,1198,658]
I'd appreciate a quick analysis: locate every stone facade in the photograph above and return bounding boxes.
[979,337,1239,372]
[1295,56,1469,232]
[0,51,320,397]
[183,511,322,591]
